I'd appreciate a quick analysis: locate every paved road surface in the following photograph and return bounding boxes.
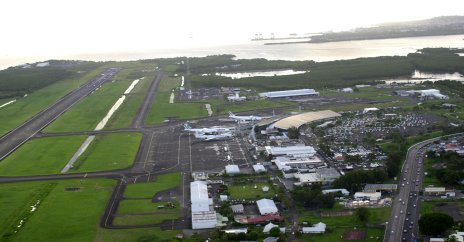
[132,72,163,128]
[385,133,464,242]
[0,68,119,161]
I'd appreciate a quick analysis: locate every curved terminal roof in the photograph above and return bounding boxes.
[273,110,341,130]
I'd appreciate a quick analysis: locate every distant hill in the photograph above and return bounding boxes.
[267,16,464,45]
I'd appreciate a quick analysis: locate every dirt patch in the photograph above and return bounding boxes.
[343,229,366,241]
[433,202,464,221]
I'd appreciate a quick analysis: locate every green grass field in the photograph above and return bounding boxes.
[297,207,390,241]
[145,92,208,124]
[104,76,152,129]
[114,173,182,226]
[95,227,179,242]
[0,66,106,136]
[3,179,115,242]
[228,183,276,200]
[123,172,182,199]
[0,136,87,176]
[44,78,133,132]
[0,133,141,176]
[0,181,49,240]
[69,133,142,173]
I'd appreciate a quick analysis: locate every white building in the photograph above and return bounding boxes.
[259,89,319,99]
[354,192,381,201]
[302,222,326,234]
[265,145,316,158]
[406,89,449,100]
[256,199,278,215]
[322,189,350,196]
[448,231,464,242]
[273,156,323,171]
[225,165,240,175]
[190,181,217,229]
[363,107,379,113]
[294,173,321,186]
[341,88,354,93]
[253,164,267,173]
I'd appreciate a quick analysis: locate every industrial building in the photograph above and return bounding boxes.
[190,181,217,229]
[265,145,316,158]
[273,156,323,171]
[225,165,240,175]
[354,192,382,201]
[302,222,327,234]
[322,189,350,196]
[256,199,278,215]
[293,168,340,186]
[259,89,319,99]
[272,110,341,130]
[394,89,449,100]
[252,164,267,173]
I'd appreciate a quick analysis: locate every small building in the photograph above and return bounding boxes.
[223,228,248,234]
[256,199,278,215]
[253,164,267,173]
[262,222,286,234]
[225,165,240,175]
[220,195,228,202]
[448,231,464,242]
[363,107,379,113]
[302,222,326,234]
[354,192,381,201]
[230,204,245,214]
[322,189,349,196]
[424,187,446,196]
[294,173,321,186]
[341,88,354,93]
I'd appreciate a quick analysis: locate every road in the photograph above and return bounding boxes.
[0,68,120,161]
[385,133,464,242]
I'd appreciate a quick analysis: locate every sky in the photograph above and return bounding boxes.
[1,0,463,66]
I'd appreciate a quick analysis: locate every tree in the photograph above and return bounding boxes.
[269,227,281,237]
[356,207,370,223]
[419,213,454,236]
[287,126,299,139]
[446,235,460,242]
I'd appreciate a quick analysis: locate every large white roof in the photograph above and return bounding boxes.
[256,198,278,215]
[273,110,341,130]
[260,89,319,98]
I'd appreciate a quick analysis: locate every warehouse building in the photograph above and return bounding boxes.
[256,199,278,215]
[191,181,217,229]
[265,145,316,158]
[259,89,319,99]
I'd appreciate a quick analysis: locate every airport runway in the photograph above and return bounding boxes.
[0,68,120,161]
[132,72,163,128]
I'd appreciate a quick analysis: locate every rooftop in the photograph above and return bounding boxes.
[273,110,341,130]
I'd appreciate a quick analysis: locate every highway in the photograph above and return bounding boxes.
[385,133,464,242]
[0,68,119,161]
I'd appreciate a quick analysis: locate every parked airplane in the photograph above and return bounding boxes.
[228,111,262,122]
[194,132,235,141]
[183,123,233,134]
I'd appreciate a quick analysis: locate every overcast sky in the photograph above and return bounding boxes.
[1,0,463,60]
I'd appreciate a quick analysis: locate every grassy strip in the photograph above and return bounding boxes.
[69,133,142,173]
[44,78,132,132]
[0,136,87,176]
[9,179,116,242]
[118,200,179,214]
[113,212,179,226]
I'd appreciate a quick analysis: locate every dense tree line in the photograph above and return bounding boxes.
[419,212,454,236]
[332,169,388,193]
[291,185,335,209]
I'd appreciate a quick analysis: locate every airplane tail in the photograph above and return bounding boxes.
[183,123,191,130]
[228,111,235,117]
